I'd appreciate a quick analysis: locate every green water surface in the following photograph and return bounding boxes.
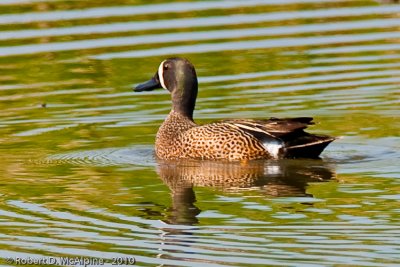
[0,0,399,266]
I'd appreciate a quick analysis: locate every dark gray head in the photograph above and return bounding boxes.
[134,57,198,119]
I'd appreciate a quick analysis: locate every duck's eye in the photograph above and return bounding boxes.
[163,63,170,70]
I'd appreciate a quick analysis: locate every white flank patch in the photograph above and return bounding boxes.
[263,142,283,159]
[158,60,167,90]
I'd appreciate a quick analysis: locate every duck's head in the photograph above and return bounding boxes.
[134,57,198,119]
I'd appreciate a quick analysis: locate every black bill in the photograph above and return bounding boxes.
[133,73,161,92]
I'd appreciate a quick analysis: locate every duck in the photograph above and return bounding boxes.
[134,57,335,161]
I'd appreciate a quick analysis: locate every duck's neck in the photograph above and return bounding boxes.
[172,99,195,120]
[170,76,198,120]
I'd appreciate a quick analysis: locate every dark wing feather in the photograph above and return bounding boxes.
[222,119,284,149]
[223,117,313,137]
[254,117,314,136]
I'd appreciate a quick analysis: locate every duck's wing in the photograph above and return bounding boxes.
[224,117,313,137]
[222,117,335,159]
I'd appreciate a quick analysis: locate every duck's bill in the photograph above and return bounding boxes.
[134,76,161,92]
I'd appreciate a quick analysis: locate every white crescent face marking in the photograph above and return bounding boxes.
[158,60,167,90]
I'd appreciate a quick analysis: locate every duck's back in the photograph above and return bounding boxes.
[155,112,334,161]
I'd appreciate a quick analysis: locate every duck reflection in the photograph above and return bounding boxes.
[156,159,336,225]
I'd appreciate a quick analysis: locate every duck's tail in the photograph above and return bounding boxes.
[285,135,336,159]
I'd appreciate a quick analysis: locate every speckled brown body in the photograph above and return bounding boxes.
[156,111,271,161]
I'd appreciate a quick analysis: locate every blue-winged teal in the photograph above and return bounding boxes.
[134,57,335,161]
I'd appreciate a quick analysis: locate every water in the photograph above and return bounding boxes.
[0,0,399,266]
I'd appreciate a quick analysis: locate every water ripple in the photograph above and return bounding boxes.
[47,145,155,167]
[1,14,399,41]
[0,0,324,24]
[93,31,400,59]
